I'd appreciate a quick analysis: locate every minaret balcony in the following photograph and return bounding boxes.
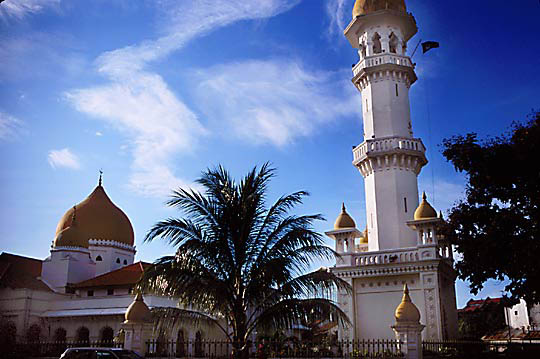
[353,53,413,77]
[352,137,427,176]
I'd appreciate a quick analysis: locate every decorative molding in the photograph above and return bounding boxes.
[88,239,136,252]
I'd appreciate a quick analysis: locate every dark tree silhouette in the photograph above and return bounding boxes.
[442,111,540,304]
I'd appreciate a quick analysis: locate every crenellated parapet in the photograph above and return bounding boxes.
[89,238,136,252]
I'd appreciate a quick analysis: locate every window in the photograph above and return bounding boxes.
[76,326,90,344]
[123,259,128,265]
[372,33,382,54]
[107,288,114,296]
[87,290,94,297]
[404,197,408,212]
[96,256,103,261]
[515,311,518,316]
[389,32,398,53]
[366,99,369,112]
[116,258,120,264]
[395,83,399,96]
[54,327,67,342]
[100,326,114,342]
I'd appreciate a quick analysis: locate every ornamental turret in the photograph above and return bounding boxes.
[345,0,427,250]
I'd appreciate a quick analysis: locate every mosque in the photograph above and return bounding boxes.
[0,177,223,345]
[326,0,458,340]
[1,0,458,348]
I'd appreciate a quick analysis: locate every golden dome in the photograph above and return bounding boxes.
[414,192,437,220]
[125,292,152,323]
[359,227,368,244]
[54,182,134,248]
[54,209,88,248]
[395,284,421,323]
[334,203,356,229]
[353,0,407,18]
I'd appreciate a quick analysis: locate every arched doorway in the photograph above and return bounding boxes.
[26,324,42,343]
[194,331,203,357]
[54,328,67,342]
[0,321,17,347]
[101,327,114,343]
[176,329,186,357]
[76,327,90,344]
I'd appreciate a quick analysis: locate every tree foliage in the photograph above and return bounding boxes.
[138,163,351,358]
[442,111,540,304]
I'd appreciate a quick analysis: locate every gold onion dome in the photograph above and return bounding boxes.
[395,284,421,323]
[125,292,152,323]
[54,207,88,248]
[54,179,134,248]
[353,0,407,18]
[414,192,437,220]
[334,203,356,230]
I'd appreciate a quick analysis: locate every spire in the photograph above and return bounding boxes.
[341,202,346,213]
[98,169,103,187]
[422,191,427,201]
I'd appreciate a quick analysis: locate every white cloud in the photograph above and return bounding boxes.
[325,0,352,40]
[0,111,24,140]
[66,0,301,197]
[47,148,81,170]
[195,59,361,146]
[0,0,59,20]
[95,131,103,136]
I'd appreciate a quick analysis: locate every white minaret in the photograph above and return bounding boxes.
[345,0,427,251]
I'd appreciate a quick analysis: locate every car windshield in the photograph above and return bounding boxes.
[111,350,143,359]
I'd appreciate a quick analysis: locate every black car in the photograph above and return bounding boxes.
[60,348,144,359]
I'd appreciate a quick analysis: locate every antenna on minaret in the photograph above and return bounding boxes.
[98,169,103,187]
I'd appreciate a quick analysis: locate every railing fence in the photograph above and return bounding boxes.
[145,339,403,358]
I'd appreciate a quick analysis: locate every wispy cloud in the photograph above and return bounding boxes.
[419,177,465,214]
[47,148,81,170]
[0,111,24,140]
[0,0,59,20]
[325,0,352,40]
[66,0,301,197]
[195,59,361,146]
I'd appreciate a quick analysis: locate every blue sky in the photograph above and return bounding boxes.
[0,0,539,308]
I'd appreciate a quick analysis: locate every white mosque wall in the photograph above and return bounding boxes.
[360,73,412,140]
[41,249,96,293]
[88,243,135,276]
[505,299,530,329]
[365,170,419,251]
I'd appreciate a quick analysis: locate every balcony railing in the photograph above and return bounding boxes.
[353,137,425,163]
[353,53,413,77]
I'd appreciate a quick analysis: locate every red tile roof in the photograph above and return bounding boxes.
[458,297,503,313]
[0,252,52,292]
[73,262,151,288]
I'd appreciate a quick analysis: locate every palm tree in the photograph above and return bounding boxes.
[139,164,351,359]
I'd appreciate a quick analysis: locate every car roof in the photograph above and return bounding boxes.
[66,348,125,351]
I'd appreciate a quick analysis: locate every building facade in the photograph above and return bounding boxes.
[0,179,223,347]
[327,0,458,341]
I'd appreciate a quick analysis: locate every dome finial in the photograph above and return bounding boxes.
[422,191,427,200]
[98,169,103,187]
[342,202,346,213]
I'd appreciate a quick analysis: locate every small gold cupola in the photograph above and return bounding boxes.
[334,203,357,229]
[414,192,437,220]
[125,292,152,323]
[394,284,421,323]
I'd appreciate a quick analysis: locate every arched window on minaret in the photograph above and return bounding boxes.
[372,33,382,54]
[389,32,398,53]
[359,41,367,59]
